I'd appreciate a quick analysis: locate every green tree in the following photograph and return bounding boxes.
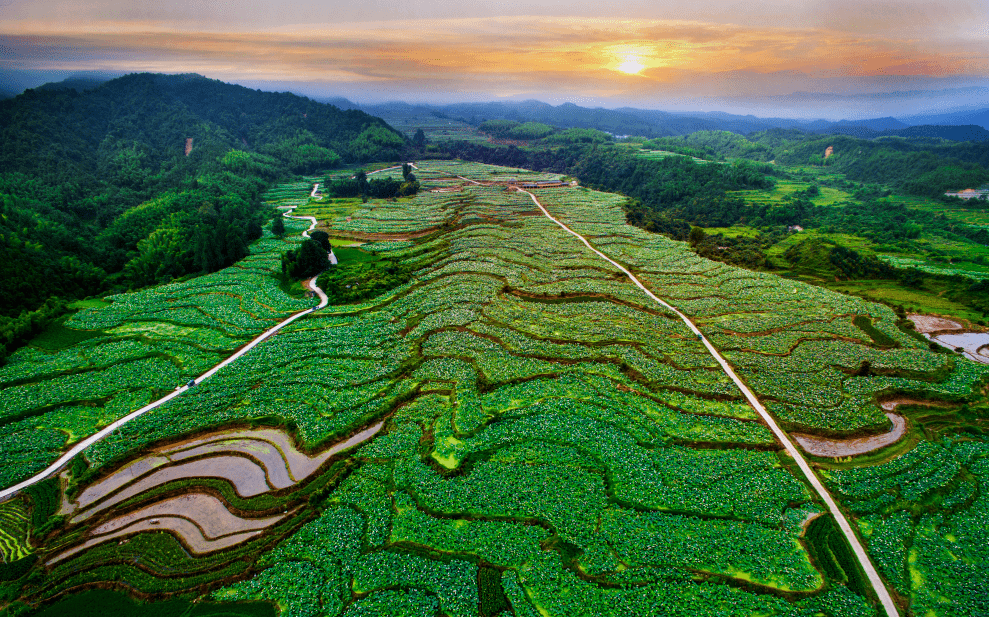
[899,268,924,289]
[281,238,329,279]
[355,170,369,198]
[349,125,405,162]
[310,230,332,252]
[272,216,285,237]
[412,129,426,150]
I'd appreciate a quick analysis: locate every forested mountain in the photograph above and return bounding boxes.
[651,130,989,196]
[0,72,407,359]
[34,77,109,93]
[341,97,989,139]
[809,124,989,141]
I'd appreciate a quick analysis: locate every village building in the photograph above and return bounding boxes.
[945,187,989,200]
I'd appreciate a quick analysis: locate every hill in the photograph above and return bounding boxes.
[900,107,989,130]
[893,124,989,141]
[335,97,989,142]
[34,76,111,93]
[0,72,407,358]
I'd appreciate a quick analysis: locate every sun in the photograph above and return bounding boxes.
[616,55,645,75]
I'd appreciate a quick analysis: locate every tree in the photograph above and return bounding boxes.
[402,163,412,180]
[688,226,706,246]
[412,128,426,150]
[310,230,331,252]
[355,170,370,198]
[899,268,924,289]
[272,216,285,237]
[349,125,405,161]
[281,238,329,279]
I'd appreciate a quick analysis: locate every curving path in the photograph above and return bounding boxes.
[516,188,900,617]
[0,205,329,501]
[350,162,419,179]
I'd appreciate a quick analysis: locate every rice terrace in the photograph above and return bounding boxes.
[2,155,989,616]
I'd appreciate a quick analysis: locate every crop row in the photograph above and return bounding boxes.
[0,498,31,562]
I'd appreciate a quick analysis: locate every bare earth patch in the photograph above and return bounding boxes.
[907,313,963,334]
[794,413,907,458]
[50,493,287,564]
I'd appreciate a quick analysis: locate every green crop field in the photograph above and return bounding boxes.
[2,161,988,616]
[730,180,854,207]
[376,112,489,143]
[637,149,714,165]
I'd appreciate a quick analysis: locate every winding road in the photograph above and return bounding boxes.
[0,200,329,502]
[515,187,900,617]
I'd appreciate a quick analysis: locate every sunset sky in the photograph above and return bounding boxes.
[2,0,988,118]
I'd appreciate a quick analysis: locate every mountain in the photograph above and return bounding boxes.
[893,124,989,141]
[833,117,909,132]
[0,72,407,347]
[1,72,403,186]
[899,108,989,130]
[803,123,989,141]
[322,97,932,139]
[35,76,109,93]
[314,95,363,110]
[428,100,663,136]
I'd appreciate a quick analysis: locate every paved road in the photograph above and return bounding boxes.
[0,207,328,501]
[517,187,900,617]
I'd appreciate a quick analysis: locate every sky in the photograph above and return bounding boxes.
[2,0,988,118]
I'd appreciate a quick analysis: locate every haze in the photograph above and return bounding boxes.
[2,0,988,118]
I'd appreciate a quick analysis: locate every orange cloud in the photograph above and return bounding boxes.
[1,15,985,99]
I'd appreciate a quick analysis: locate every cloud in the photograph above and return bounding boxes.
[1,13,986,106]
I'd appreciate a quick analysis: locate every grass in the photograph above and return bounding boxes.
[294,197,363,221]
[765,230,875,266]
[34,588,277,617]
[637,149,713,165]
[703,225,761,238]
[729,180,853,207]
[893,193,989,227]
[377,113,488,143]
[333,246,381,264]
[805,277,985,323]
[27,317,103,351]
[278,277,307,299]
[67,299,111,310]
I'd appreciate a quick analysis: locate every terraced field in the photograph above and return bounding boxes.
[1,161,988,616]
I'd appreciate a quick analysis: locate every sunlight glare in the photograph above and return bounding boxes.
[616,55,645,75]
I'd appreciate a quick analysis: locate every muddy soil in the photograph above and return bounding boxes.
[794,413,907,457]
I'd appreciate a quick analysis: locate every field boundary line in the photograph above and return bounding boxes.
[517,187,900,617]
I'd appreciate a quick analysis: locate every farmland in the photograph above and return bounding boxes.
[1,161,988,616]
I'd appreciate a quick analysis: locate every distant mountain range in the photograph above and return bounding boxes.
[899,108,989,129]
[316,95,989,141]
[16,74,989,141]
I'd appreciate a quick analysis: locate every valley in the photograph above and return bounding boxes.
[2,160,989,616]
